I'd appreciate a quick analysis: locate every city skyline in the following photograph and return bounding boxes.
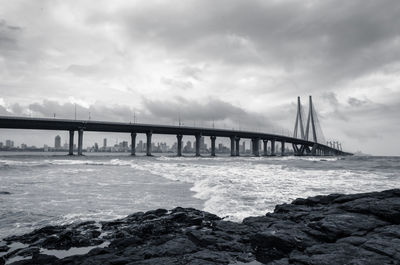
[0,134,296,155]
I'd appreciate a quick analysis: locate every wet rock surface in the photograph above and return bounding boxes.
[1,189,399,265]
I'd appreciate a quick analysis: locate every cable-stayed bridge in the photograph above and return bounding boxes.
[0,98,351,156]
[292,96,346,156]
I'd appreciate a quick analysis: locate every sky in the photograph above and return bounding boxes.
[0,0,399,155]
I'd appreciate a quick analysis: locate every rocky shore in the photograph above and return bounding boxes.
[1,189,399,265]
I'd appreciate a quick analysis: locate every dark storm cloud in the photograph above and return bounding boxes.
[142,97,246,121]
[28,100,134,122]
[109,0,400,86]
[348,97,369,107]
[0,19,21,51]
[9,99,275,131]
[142,97,277,131]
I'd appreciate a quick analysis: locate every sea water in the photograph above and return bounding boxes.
[0,153,399,239]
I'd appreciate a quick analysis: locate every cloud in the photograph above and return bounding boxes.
[161,77,193,90]
[0,19,21,51]
[110,0,400,86]
[142,97,245,121]
[1,98,279,133]
[347,97,369,107]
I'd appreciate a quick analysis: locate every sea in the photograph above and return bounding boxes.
[0,152,399,240]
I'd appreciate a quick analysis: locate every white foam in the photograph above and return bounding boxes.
[120,156,398,221]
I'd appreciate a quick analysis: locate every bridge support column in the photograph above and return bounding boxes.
[235,137,240,156]
[270,139,276,156]
[281,141,285,156]
[252,138,260,156]
[77,129,83,156]
[130,132,137,156]
[68,130,74,155]
[230,136,235,156]
[195,134,201,157]
[177,134,183,157]
[311,144,317,156]
[210,136,216,157]
[146,132,152,156]
[263,140,268,156]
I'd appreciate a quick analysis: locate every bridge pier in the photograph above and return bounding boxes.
[177,134,183,157]
[210,136,216,157]
[270,139,276,156]
[230,136,235,156]
[263,140,268,156]
[311,144,317,156]
[281,141,285,156]
[252,138,260,156]
[131,132,137,156]
[77,129,83,156]
[235,137,240,156]
[68,130,74,155]
[146,132,152,156]
[195,134,201,157]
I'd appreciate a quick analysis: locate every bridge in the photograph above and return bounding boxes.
[0,96,351,157]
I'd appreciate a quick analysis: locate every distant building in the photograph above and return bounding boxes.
[241,142,246,153]
[54,135,61,149]
[184,141,192,152]
[103,138,107,148]
[5,140,14,148]
[137,140,144,152]
[0,142,3,148]
[199,137,207,152]
[218,143,223,152]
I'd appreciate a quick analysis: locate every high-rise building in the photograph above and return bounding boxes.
[103,138,107,148]
[137,140,144,152]
[218,143,223,152]
[199,136,207,152]
[184,141,192,152]
[6,140,14,148]
[54,135,61,149]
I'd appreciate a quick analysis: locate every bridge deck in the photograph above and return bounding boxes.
[0,116,351,155]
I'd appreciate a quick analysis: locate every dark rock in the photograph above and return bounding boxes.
[109,236,143,249]
[0,244,9,252]
[2,189,399,265]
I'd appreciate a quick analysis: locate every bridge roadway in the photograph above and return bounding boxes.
[0,116,351,156]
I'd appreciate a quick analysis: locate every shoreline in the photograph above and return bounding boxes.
[1,189,399,265]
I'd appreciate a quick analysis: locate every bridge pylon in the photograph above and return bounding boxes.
[292,96,306,155]
[292,95,326,156]
[293,96,305,139]
[305,96,317,143]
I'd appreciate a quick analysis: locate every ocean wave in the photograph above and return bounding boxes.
[120,157,398,221]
